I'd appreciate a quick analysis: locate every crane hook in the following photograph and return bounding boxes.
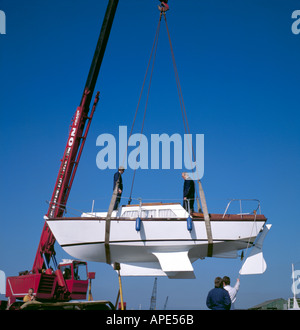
[158,0,169,12]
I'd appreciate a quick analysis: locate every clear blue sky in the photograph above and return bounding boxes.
[1,0,300,309]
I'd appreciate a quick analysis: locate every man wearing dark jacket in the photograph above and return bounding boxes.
[182,172,195,213]
[113,166,125,210]
[206,277,231,310]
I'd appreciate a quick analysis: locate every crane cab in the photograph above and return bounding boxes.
[58,260,89,300]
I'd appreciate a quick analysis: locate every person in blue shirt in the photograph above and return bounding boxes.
[206,277,231,310]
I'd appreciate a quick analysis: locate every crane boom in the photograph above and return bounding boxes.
[32,0,119,273]
[5,1,119,307]
[150,277,158,310]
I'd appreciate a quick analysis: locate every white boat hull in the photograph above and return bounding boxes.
[47,213,269,279]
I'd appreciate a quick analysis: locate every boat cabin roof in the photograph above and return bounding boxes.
[80,202,266,221]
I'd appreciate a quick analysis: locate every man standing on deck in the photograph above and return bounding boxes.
[182,172,195,213]
[113,166,125,210]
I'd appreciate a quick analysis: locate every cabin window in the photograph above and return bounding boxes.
[121,209,157,218]
[60,265,72,280]
[158,209,177,218]
[121,209,176,218]
[121,210,139,218]
[122,210,156,218]
[73,262,88,281]
[141,209,156,218]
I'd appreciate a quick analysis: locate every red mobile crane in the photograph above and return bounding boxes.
[4,0,119,310]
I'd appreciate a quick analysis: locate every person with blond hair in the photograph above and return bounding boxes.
[23,288,35,302]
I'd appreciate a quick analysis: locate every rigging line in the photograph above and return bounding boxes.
[238,211,257,279]
[164,13,196,164]
[128,13,162,204]
[163,13,201,196]
[163,14,188,135]
[121,13,163,168]
[164,13,192,141]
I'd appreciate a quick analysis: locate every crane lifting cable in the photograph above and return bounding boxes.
[125,12,163,204]
[125,8,203,210]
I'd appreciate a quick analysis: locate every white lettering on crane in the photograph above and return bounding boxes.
[49,108,82,217]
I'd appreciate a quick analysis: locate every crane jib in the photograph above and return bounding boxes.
[47,0,119,219]
[48,106,83,219]
[6,0,119,303]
